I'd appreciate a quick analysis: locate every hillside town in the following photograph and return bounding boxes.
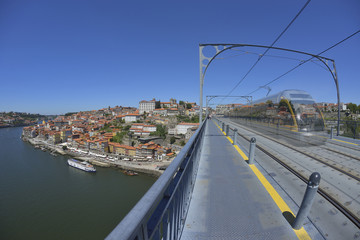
[22,99,200,175]
[0,112,45,128]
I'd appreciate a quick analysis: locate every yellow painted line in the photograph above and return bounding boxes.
[234,145,249,160]
[331,138,358,145]
[249,165,311,240]
[214,120,311,239]
[316,135,359,146]
[226,136,233,144]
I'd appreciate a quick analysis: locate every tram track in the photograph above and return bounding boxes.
[235,126,360,229]
[231,119,360,160]
[324,141,360,155]
[216,118,360,228]
[229,120,360,181]
[322,146,360,162]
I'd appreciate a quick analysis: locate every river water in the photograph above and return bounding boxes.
[0,127,156,239]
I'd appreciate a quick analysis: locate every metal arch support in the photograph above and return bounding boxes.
[314,57,341,136]
[199,43,341,135]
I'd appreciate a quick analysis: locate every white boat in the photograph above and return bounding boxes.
[67,159,96,172]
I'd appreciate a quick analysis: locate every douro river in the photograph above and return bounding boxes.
[0,127,156,239]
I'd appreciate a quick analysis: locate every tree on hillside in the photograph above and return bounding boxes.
[170,136,176,144]
[150,124,167,139]
[155,101,161,109]
[266,100,273,107]
[278,99,294,112]
[186,103,192,109]
[179,101,185,106]
[347,103,358,113]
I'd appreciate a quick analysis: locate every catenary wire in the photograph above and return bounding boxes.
[219,0,311,102]
[245,29,360,96]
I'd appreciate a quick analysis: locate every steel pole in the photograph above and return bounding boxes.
[292,172,321,230]
[249,137,256,164]
[332,61,341,136]
[199,46,204,124]
[233,128,238,145]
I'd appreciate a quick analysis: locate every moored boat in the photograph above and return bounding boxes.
[67,159,96,172]
[123,170,138,176]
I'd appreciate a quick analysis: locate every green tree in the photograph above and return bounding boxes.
[111,132,125,144]
[266,100,273,107]
[186,103,192,109]
[347,103,357,113]
[180,140,185,146]
[190,115,199,123]
[123,125,131,131]
[170,136,176,144]
[179,101,185,106]
[278,99,294,112]
[150,124,167,139]
[155,101,161,109]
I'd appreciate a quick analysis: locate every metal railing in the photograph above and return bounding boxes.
[106,119,207,240]
[326,120,360,139]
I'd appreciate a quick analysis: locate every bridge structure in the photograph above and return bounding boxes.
[106,116,360,240]
[106,43,359,240]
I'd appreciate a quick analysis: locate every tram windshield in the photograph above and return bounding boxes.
[292,100,324,131]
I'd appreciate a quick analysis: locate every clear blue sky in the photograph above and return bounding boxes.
[1,0,359,114]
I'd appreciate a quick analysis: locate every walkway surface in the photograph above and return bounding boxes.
[180,120,299,240]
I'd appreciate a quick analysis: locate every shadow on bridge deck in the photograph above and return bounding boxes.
[180,120,300,240]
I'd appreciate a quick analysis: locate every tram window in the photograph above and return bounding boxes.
[292,100,315,105]
[290,94,312,99]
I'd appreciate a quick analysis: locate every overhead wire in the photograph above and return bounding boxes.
[245,29,360,96]
[219,0,312,103]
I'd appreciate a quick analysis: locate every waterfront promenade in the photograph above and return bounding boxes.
[23,137,168,176]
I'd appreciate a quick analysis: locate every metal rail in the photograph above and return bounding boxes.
[238,119,360,181]
[254,142,360,229]
[215,117,360,229]
[106,120,207,240]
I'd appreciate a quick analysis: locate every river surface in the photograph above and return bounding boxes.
[0,127,156,239]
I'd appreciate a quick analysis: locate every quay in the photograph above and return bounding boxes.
[22,137,169,177]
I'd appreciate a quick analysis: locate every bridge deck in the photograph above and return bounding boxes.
[181,120,299,240]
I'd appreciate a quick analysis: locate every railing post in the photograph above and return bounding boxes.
[222,123,225,132]
[330,127,333,139]
[354,121,357,139]
[233,128,238,145]
[292,172,321,230]
[226,125,229,136]
[249,137,256,164]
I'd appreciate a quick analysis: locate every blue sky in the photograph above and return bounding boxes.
[0,0,359,114]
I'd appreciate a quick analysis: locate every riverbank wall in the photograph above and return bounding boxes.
[23,136,167,177]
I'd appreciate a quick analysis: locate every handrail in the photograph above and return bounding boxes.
[106,119,207,240]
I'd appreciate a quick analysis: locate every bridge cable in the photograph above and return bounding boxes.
[219,0,311,104]
[245,29,360,96]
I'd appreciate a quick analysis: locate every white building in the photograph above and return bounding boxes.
[175,122,200,135]
[124,114,140,123]
[340,102,347,111]
[130,123,156,133]
[153,108,167,116]
[143,125,156,132]
[139,99,156,114]
[168,128,176,135]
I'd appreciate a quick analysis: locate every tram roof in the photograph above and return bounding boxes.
[252,89,315,105]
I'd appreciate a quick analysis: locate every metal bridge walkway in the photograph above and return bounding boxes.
[180,120,298,240]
